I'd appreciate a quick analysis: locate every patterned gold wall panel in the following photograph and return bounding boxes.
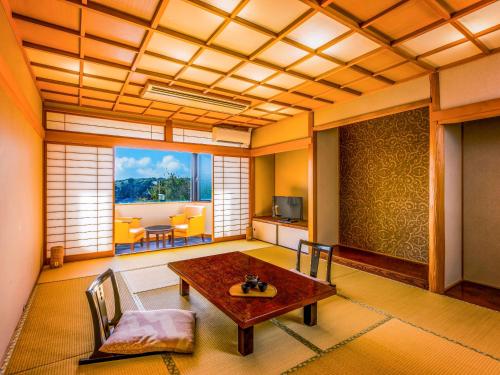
[339,107,429,263]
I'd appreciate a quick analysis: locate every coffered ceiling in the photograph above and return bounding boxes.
[7,0,500,128]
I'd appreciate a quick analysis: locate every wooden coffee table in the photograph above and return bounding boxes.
[168,251,336,356]
[145,225,174,249]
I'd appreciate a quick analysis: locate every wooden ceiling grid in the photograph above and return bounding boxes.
[7,0,500,128]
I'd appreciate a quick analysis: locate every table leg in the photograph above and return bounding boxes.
[238,326,253,356]
[156,234,159,247]
[179,278,189,296]
[304,302,317,326]
[162,232,166,247]
[146,232,150,249]
[171,230,175,247]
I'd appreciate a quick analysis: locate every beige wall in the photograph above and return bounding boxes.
[440,54,500,110]
[254,155,275,216]
[463,118,500,288]
[274,149,308,220]
[0,2,43,360]
[314,76,430,127]
[115,201,213,233]
[444,125,463,289]
[251,112,309,148]
[317,128,339,245]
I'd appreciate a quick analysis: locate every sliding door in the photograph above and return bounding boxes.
[45,144,114,258]
[213,156,249,239]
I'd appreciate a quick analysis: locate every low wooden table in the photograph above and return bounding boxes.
[168,252,336,356]
[145,225,174,249]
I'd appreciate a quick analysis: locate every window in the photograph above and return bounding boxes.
[114,148,212,203]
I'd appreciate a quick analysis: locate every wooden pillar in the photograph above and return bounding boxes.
[165,119,173,142]
[428,72,445,293]
[307,112,317,242]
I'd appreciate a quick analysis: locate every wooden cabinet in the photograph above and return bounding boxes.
[252,220,277,244]
[252,216,308,250]
[278,225,308,251]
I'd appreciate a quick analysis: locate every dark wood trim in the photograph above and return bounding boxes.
[445,281,500,311]
[63,250,114,263]
[252,216,308,230]
[332,245,429,289]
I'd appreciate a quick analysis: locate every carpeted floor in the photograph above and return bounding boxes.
[3,241,499,374]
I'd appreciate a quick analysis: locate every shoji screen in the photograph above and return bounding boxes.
[213,156,249,239]
[46,144,114,257]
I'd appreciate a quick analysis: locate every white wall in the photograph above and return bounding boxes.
[440,54,500,110]
[316,128,339,245]
[314,76,430,127]
[115,202,212,233]
[444,125,463,289]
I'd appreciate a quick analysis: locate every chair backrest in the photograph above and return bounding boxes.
[184,205,206,218]
[85,269,123,352]
[296,240,334,284]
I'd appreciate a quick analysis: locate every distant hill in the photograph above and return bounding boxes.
[115,174,190,203]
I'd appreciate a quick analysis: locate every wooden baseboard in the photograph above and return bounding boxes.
[45,250,116,264]
[213,234,246,243]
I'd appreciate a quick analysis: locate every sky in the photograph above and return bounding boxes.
[115,147,192,180]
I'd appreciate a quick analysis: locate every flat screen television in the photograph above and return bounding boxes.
[272,196,303,221]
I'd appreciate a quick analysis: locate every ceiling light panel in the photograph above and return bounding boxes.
[265,73,306,89]
[421,42,481,67]
[213,22,271,55]
[287,13,350,49]
[147,32,200,62]
[10,0,79,30]
[399,24,464,56]
[216,77,254,92]
[85,12,145,47]
[137,54,184,76]
[246,86,282,98]
[458,2,500,33]
[238,0,309,33]
[193,49,241,72]
[478,29,500,49]
[179,67,222,85]
[159,0,224,41]
[291,56,338,77]
[322,33,379,62]
[258,41,309,67]
[83,62,128,81]
[234,63,276,81]
[25,48,80,72]
[200,0,241,13]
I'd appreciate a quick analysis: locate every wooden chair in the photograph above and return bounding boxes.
[79,269,195,365]
[295,240,334,285]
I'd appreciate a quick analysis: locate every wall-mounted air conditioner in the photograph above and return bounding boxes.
[141,81,250,114]
[212,127,252,146]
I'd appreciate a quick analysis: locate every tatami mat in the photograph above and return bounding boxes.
[337,270,500,358]
[121,265,179,293]
[5,242,500,375]
[276,295,387,350]
[138,286,317,375]
[293,319,500,375]
[38,240,271,284]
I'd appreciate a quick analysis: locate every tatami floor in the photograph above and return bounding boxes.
[2,240,499,374]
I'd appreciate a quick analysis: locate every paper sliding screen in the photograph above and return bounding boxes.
[46,144,114,257]
[46,112,165,140]
[213,156,249,239]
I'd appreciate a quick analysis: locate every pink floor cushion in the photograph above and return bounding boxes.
[100,309,196,354]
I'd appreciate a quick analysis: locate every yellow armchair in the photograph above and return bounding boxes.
[114,217,144,252]
[170,206,206,244]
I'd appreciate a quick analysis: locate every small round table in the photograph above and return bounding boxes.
[145,225,174,249]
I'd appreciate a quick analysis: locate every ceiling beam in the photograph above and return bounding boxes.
[392,0,496,46]
[299,0,436,72]
[360,0,411,29]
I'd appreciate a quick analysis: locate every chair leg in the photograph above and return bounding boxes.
[130,242,134,252]
[140,238,144,247]
[201,234,205,242]
[184,237,188,245]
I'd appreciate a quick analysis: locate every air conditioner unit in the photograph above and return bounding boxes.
[141,82,250,114]
[212,127,252,146]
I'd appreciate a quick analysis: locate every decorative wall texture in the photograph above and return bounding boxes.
[339,107,429,263]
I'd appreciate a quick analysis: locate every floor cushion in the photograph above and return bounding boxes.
[100,309,196,354]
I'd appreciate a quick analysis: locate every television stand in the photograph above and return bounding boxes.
[278,218,298,224]
[252,216,308,250]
